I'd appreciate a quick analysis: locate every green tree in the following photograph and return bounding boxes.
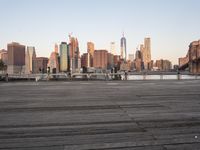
[0,59,5,71]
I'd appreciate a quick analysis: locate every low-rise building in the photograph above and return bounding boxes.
[33,57,48,74]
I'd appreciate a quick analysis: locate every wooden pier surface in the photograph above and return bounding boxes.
[0,80,200,150]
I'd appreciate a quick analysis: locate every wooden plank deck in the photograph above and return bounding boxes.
[0,80,200,150]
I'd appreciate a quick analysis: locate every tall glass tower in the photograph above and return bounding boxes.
[120,34,127,62]
[60,42,68,72]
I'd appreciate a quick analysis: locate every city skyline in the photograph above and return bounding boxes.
[1,0,200,65]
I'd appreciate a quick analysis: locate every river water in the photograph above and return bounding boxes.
[125,75,200,80]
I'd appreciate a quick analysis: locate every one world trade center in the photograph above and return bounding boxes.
[120,33,127,62]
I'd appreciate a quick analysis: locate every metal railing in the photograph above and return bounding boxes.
[1,72,199,82]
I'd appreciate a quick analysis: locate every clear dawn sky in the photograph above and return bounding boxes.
[0,0,200,64]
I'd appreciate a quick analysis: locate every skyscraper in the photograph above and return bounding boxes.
[134,50,143,72]
[48,45,59,73]
[59,42,68,72]
[25,46,36,74]
[68,36,80,73]
[107,53,114,69]
[110,42,116,55]
[120,34,127,61]
[93,50,108,69]
[135,50,142,60]
[81,53,90,68]
[7,42,25,74]
[141,38,151,70]
[87,42,94,57]
[87,42,95,67]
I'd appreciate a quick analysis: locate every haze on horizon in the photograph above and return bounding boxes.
[0,0,200,65]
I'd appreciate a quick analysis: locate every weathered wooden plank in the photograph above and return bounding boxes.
[0,80,199,149]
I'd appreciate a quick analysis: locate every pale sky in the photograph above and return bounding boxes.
[0,0,200,65]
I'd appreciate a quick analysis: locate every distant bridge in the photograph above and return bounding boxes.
[179,40,200,74]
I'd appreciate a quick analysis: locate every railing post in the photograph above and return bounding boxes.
[160,74,163,80]
[125,72,128,80]
[47,73,50,81]
[143,74,146,80]
[195,73,198,80]
[177,71,181,80]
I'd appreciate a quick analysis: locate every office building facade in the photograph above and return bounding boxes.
[110,42,116,55]
[33,57,48,74]
[0,49,8,65]
[7,42,25,74]
[68,36,81,73]
[87,42,95,67]
[155,59,172,71]
[59,42,68,72]
[25,46,36,74]
[48,44,59,73]
[93,50,108,69]
[81,53,90,68]
[120,34,127,62]
[141,38,151,70]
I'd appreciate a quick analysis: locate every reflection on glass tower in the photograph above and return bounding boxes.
[120,33,127,62]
